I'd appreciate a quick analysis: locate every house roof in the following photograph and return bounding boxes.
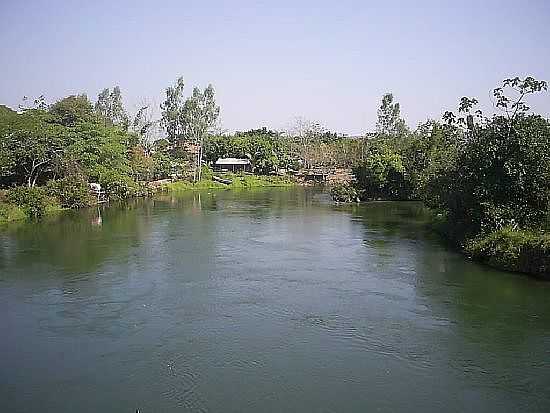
[215,158,251,165]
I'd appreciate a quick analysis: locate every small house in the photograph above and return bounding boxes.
[214,158,251,173]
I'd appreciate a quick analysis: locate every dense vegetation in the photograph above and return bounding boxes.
[1,75,548,278]
[333,77,550,278]
[0,77,364,224]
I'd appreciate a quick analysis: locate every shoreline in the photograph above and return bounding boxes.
[0,175,298,225]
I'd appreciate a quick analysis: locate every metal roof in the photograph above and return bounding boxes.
[215,158,251,165]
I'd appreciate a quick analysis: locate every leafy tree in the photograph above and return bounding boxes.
[49,94,95,126]
[181,84,220,181]
[353,140,410,200]
[426,76,550,240]
[376,93,408,137]
[160,76,186,143]
[0,105,18,181]
[0,110,66,187]
[94,86,129,129]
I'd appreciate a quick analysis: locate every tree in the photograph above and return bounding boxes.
[427,76,550,240]
[0,110,65,187]
[49,94,95,126]
[160,76,186,143]
[94,86,129,129]
[132,102,158,154]
[288,117,326,169]
[376,93,408,137]
[181,84,220,181]
[353,140,410,200]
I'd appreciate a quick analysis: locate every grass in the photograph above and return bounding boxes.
[162,173,296,192]
[0,198,64,225]
[0,202,27,224]
[466,227,550,280]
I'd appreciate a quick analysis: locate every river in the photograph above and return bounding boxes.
[1,188,549,412]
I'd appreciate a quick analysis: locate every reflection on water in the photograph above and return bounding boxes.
[1,188,549,413]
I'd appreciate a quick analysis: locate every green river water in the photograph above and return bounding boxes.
[1,188,549,412]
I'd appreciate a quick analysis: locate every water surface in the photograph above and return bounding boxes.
[1,188,549,412]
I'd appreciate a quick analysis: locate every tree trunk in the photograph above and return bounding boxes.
[198,135,204,181]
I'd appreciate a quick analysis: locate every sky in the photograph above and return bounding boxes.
[1,0,549,134]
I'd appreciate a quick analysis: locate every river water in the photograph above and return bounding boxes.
[1,188,549,412]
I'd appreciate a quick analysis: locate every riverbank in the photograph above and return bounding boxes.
[330,185,550,280]
[0,188,64,225]
[160,173,296,192]
[0,174,297,225]
[465,228,550,280]
[0,201,64,225]
[417,207,550,280]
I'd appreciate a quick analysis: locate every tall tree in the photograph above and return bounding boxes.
[94,86,129,129]
[376,93,407,137]
[182,84,220,181]
[160,76,186,143]
[132,102,158,154]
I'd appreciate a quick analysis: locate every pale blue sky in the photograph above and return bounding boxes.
[1,0,549,134]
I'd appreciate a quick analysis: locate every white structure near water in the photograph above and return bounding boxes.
[214,158,251,172]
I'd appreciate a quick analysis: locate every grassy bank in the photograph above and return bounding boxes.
[0,202,26,224]
[0,199,63,225]
[466,228,550,280]
[162,173,296,192]
[0,187,65,225]
[332,189,550,280]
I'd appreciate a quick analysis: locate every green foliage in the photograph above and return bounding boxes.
[330,183,358,203]
[426,114,550,238]
[160,76,186,142]
[65,121,131,182]
[466,228,550,279]
[6,186,55,218]
[204,133,289,174]
[201,164,213,180]
[152,151,173,179]
[129,145,154,181]
[353,140,411,200]
[0,202,26,224]
[376,93,408,137]
[94,86,129,129]
[46,175,94,209]
[98,169,142,200]
[163,173,295,192]
[0,109,66,187]
[49,94,95,126]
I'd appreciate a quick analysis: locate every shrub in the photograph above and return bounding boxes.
[466,227,550,279]
[6,186,51,218]
[353,142,412,200]
[46,175,94,208]
[101,173,142,200]
[0,202,26,224]
[201,164,213,180]
[330,183,359,203]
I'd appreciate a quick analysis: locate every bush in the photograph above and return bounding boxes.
[6,186,51,218]
[428,115,550,238]
[201,164,213,180]
[330,183,358,203]
[466,227,550,279]
[102,173,142,200]
[353,141,412,200]
[0,202,26,224]
[46,175,94,208]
